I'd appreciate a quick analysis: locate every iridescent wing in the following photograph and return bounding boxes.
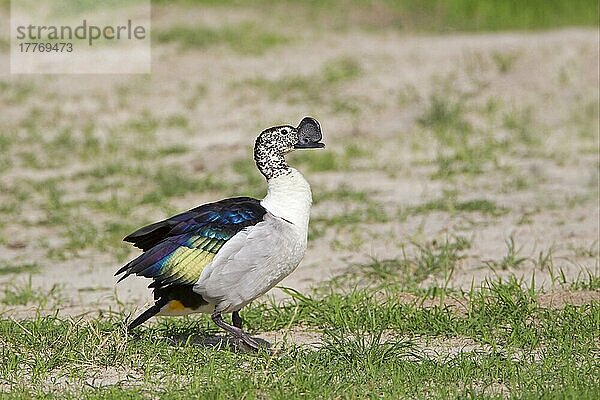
[116,197,267,289]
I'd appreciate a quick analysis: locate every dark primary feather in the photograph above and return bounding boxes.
[116,197,267,288]
[123,197,266,251]
[127,285,208,330]
[127,298,168,330]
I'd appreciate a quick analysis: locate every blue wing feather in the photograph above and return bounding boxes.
[116,197,267,288]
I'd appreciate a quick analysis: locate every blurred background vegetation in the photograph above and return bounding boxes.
[0,0,598,31]
[153,0,598,31]
[0,0,598,397]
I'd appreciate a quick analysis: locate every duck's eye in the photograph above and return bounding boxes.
[281,129,288,134]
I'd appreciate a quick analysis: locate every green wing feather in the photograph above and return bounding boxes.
[116,197,267,289]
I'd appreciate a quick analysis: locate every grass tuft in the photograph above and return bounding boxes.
[412,193,508,216]
[156,22,289,55]
[240,57,363,113]
[2,276,61,306]
[0,263,40,276]
[0,275,598,398]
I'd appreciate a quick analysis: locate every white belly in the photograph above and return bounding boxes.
[193,213,307,313]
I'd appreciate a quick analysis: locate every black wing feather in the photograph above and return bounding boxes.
[123,196,266,251]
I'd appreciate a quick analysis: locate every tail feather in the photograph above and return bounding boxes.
[128,298,168,330]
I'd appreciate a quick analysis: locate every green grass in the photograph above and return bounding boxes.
[313,185,369,204]
[240,57,362,114]
[1,276,61,307]
[416,72,552,178]
[1,145,228,260]
[491,50,521,74]
[0,263,40,276]
[0,81,34,105]
[503,106,539,146]
[569,241,599,258]
[337,235,471,289]
[289,150,339,172]
[288,140,374,173]
[228,158,266,198]
[312,202,390,227]
[138,167,226,205]
[411,194,508,217]
[418,78,497,178]
[0,276,598,398]
[155,0,599,31]
[386,0,599,31]
[486,236,529,270]
[0,5,597,397]
[156,22,289,55]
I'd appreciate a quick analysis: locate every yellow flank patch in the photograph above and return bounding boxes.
[160,247,215,285]
[166,300,186,312]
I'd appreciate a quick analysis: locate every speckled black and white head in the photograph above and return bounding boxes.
[254,117,324,179]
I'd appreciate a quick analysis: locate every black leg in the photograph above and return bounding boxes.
[212,312,261,351]
[232,311,243,329]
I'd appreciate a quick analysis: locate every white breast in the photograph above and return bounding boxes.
[260,168,313,234]
[194,214,307,312]
[193,168,313,312]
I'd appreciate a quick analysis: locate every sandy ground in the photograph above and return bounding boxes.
[0,13,598,324]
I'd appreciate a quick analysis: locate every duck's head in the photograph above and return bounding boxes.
[254,117,324,179]
[256,117,324,154]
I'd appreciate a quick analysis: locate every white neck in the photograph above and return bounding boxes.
[260,168,312,231]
